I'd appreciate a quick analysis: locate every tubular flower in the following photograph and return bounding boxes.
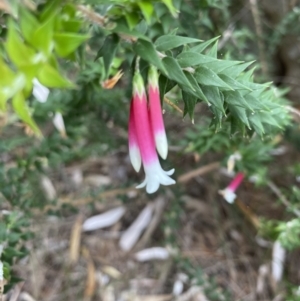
[131,72,175,194]
[148,66,168,159]
[219,172,244,203]
[128,100,142,172]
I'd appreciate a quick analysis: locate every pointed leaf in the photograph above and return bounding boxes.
[190,36,220,53]
[223,90,254,111]
[249,114,264,135]
[206,40,218,58]
[228,105,250,128]
[202,60,243,74]
[219,74,252,91]
[184,72,209,104]
[222,61,255,78]
[95,34,119,77]
[177,51,216,68]
[133,39,167,74]
[19,9,39,43]
[137,1,154,24]
[162,56,193,89]
[155,35,201,51]
[201,85,224,113]
[194,67,232,90]
[37,64,74,88]
[161,0,178,17]
[54,33,90,58]
[182,90,197,121]
[12,92,41,136]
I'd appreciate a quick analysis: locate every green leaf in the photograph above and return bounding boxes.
[162,57,193,89]
[202,60,243,74]
[137,1,154,24]
[37,64,74,88]
[219,74,252,91]
[177,52,216,68]
[222,61,255,78]
[249,114,264,135]
[159,75,176,103]
[161,0,178,17]
[190,36,220,53]
[133,39,167,74]
[182,90,197,121]
[31,14,55,54]
[223,90,254,111]
[155,35,201,51]
[206,40,218,57]
[19,9,39,43]
[95,34,119,77]
[201,85,225,113]
[54,32,90,58]
[125,12,140,30]
[258,112,282,128]
[12,92,41,136]
[194,67,232,90]
[5,21,36,67]
[112,19,149,40]
[228,105,250,128]
[184,72,209,104]
[0,58,15,86]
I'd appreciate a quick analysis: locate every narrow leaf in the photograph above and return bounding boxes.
[155,35,201,51]
[54,32,90,58]
[137,1,154,24]
[177,51,216,68]
[222,61,255,78]
[182,90,197,121]
[12,92,41,136]
[228,105,250,128]
[161,0,178,17]
[194,67,232,90]
[37,64,74,88]
[201,85,225,113]
[190,36,220,53]
[162,57,193,89]
[202,60,243,74]
[133,39,168,74]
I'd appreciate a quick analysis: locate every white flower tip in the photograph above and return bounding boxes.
[219,188,236,204]
[137,161,175,194]
[129,145,141,172]
[32,78,49,103]
[155,133,168,160]
[53,112,66,137]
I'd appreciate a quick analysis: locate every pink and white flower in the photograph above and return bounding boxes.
[128,100,141,172]
[219,172,244,203]
[148,66,168,159]
[130,72,175,194]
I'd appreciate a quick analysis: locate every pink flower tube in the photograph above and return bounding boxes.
[132,72,175,194]
[148,66,168,159]
[128,100,141,172]
[220,172,244,203]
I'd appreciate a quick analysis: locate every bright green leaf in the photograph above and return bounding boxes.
[125,12,140,30]
[37,64,74,88]
[12,92,41,136]
[54,32,90,58]
[161,0,178,17]
[137,1,154,24]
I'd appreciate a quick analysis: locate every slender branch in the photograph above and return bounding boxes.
[267,181,300,217]
[77,5,106,26]
[249,0,269,76]
[163,97,183,114]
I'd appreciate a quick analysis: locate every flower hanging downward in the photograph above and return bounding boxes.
[148,66,168,159]
[219,172,244,203]
[130,71,175,194]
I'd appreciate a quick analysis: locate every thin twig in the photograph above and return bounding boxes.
[267,181,300,217]
[77,5,106,26]
[163,97,183,114]
[178,162,220,183]
[249,0,269,76]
